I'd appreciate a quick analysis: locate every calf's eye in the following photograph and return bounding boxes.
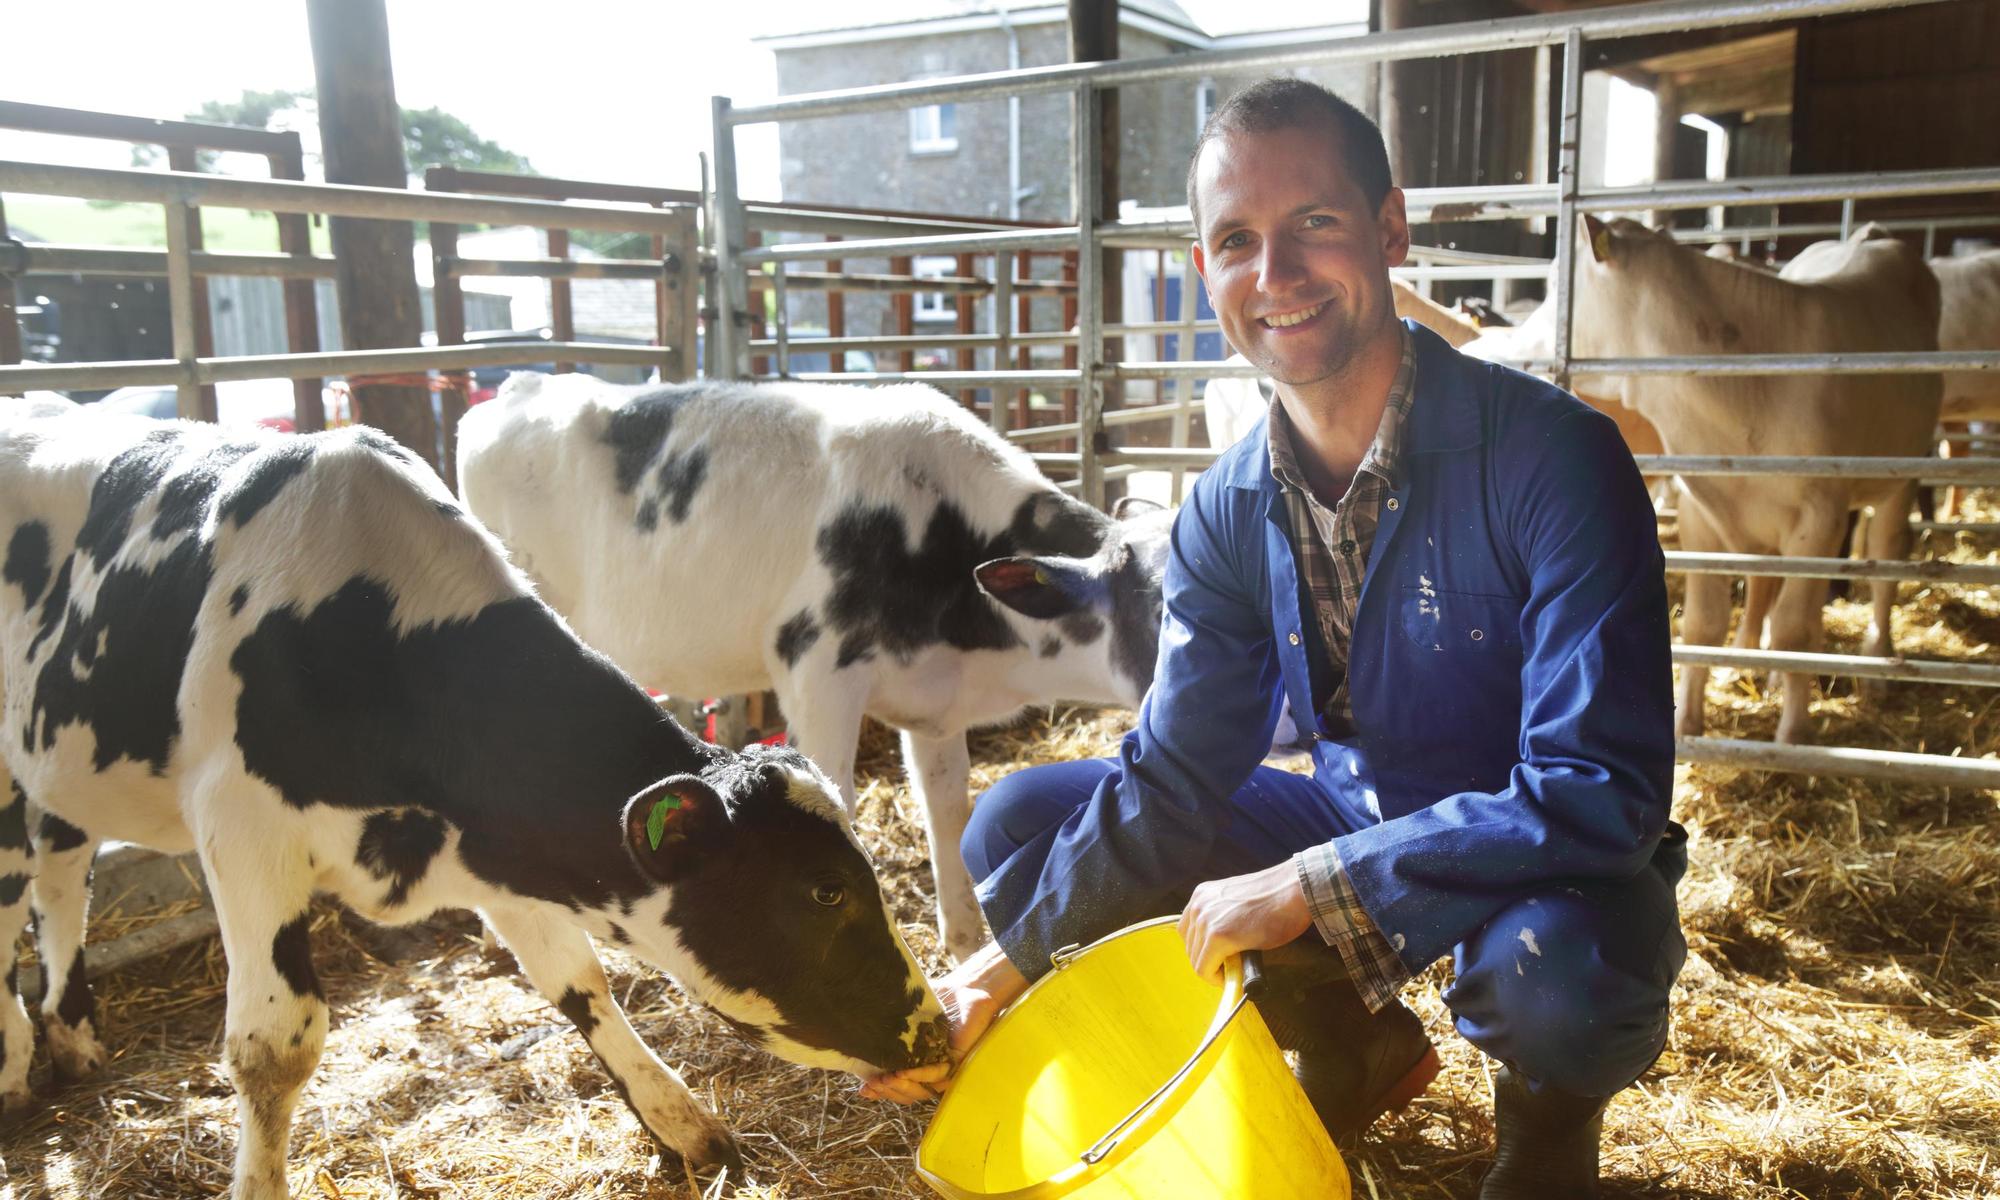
[812,883,846,907]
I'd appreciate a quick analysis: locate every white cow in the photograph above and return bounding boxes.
[1570,218,1942,743]
[458,376,1173,960]
[1931,250,2000,518]
[0,406,945,1198]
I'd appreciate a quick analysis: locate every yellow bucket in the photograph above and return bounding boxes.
[916,918,1350,1200]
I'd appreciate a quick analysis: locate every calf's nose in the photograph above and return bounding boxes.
[914,1015,952,1067]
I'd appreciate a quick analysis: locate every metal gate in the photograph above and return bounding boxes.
[706,0,2000,788]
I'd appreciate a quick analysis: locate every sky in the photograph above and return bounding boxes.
[4,1,1650,210]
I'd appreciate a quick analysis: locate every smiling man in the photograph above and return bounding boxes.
[866,78,1686,1198]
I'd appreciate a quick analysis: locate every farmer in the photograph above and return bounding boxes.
[865,77,1686,1198]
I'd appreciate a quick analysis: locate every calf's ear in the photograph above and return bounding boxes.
[1583,214,1615,265]
[975,556,1106,619]
[1111,495,1167,520]
[622,775,724,884]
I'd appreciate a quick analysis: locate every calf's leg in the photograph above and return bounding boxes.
[774,670,868,816]
[901,730,985,961]
[199,825,328,1200]
[29,809,104,1082]
[481,904,741,1175]
[0,781,35,1114]
[1673,500,1731,738]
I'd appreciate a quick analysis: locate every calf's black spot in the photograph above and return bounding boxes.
[38,813,89,854]
[217,439,314,529]
[775,610,820,668]
[652,447,708,526]
[556,986,599,1038]
[154,442,258,538]
[0,782,27,852]
[231,577,708,910]
[0,874,27,907]
[601,386,707,493]
[355,809,448,907]
[271,913,321,1000]
[230,585,250,616]
[1038,635,1062,659]
[54,952,95,1029]
[4,521,51,608]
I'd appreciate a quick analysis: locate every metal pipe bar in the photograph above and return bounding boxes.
[1074,81,1105,509]
[0,342,675,392]
[1100,446,1223,466]
[0,160,687,235]
[1552,28,1585,392]
[1638,455,2000,483]
[1674,644,2000,688]
[1576,167,2000,214]
[1007,403,1211,445]
[741,227,1081,264]
[742,271,1007,296]
[1566,350,2000,375]
[1667,551,2000,585]
[1676,735,2000,788]
[1108,361,1305,380]
[24,244,339,279]
[1392,263,1555,281]
[1671,214,2000,243]
[724,0,1935,124]
[749,330,1078,353]
[1915,521,2000,534]
[745,206,1027,238]
[711,96,750,380]
[767,370,1078,387]
[1029,452,1085,470]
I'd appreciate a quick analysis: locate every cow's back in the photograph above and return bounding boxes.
[1,412,525,845]
[460,375,1055,693]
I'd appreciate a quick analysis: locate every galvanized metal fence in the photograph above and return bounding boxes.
[708,0,2000,788]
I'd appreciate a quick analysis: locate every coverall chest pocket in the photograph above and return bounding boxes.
[1399,586,1525,656]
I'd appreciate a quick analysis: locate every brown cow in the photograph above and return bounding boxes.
[1570,218,1942,743]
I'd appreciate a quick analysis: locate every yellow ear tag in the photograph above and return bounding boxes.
[646,794,683,851]
[1034,568,1049,585]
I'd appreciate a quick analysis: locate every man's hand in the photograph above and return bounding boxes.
[1178,859,1314,985]
[858,940,1028,1105]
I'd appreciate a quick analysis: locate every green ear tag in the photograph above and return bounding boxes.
[646,794,683,851]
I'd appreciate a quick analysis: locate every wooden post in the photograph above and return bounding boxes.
[826,236,845,374]
[548,228,574,373]
[165,145,220,423]
[307,0,438,471]
[891,255,915,372]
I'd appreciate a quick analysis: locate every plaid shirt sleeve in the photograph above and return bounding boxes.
[1294,842,1411,1013]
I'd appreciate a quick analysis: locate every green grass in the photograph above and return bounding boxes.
[5,196,333,252]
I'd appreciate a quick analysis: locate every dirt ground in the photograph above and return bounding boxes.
[1,505,1995,1200]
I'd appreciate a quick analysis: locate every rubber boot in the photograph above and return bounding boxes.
[1254,954,1438,1143]
[1478,1065,1609,1199]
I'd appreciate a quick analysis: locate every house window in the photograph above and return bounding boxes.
[1196,79,1219,134]
[913,256,957,322]
[910,103,958,155]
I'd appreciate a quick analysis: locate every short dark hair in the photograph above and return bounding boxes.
[1185,77,1394,236]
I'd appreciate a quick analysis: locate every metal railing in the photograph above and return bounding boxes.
[0,160,696,425]
[708,0,2000,788]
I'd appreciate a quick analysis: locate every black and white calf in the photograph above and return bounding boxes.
[458,376,1173,960]
[0,401,946,1199]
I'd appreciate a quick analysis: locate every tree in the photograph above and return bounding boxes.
[133,89,536,179]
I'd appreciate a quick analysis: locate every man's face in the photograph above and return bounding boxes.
[1191,122,1410,389]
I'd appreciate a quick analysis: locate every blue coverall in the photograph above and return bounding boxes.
[965,322,1687,1097]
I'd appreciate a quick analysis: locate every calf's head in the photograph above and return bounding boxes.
[619,743,948,1076]
[975,494,1175,707]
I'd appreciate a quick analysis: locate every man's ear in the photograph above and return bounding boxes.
[1584,214,1615,265]
[975,556,1105,619]
[622,775,724,885]
[1377,186,1411,269]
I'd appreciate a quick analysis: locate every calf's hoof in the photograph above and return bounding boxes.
[0,1083,33,1120]
[678,1126,744,1181]
[45,1022,107,1083]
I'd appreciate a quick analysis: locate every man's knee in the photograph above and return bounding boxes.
[960,760,1113,884]
[1448,885,1685,1097]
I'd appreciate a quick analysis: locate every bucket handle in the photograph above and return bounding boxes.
[1076,949,1266,1167]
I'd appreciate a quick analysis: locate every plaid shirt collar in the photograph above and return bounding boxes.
[1266,323,1417,500]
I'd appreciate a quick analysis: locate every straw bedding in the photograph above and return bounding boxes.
[1,496,1994,1199]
